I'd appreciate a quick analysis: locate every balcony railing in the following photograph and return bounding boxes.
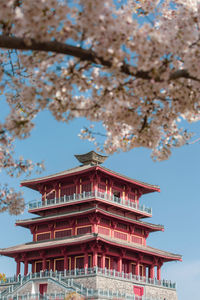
[28,190,152,215]
[0,267,176,290]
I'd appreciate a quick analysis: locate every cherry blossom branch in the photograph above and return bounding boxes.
[0,35,200,82]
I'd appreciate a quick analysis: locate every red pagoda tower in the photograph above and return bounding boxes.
[0,151,181,299]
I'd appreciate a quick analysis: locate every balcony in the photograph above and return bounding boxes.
[0,267,176,290]
[28,190,152,216]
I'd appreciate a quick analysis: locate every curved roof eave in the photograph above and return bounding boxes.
[21,165,160,194]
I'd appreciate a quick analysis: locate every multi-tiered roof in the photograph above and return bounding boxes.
[0,151,181,289]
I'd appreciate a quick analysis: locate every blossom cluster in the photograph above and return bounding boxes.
[0,0,200,212]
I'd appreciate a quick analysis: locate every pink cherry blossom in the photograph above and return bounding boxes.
[0,0,199,213]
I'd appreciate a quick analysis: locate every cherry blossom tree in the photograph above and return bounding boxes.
[0,0,200,214]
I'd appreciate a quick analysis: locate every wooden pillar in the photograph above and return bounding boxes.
[24,261,28,276]
[110,257,113,270]
[93,176,98,192]
[150,265,155,279]
[74,177,80,194]
[102,253,106,269]
[30,225,36,242]
[48,224,54,239]
[93,223,98,234]
[32,262,35,273]
[135,261,139,276]
[64,254,68,270]
[157,265,161,280]
[126,262,130,274]
[50,259,54,271]
[84,253,88,269]
[118,257,122,273]
[93,250,98,267]
[42,257,46,271]
[16,260,21,276]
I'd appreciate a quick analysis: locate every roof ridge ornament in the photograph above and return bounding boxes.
[75,151,108,165]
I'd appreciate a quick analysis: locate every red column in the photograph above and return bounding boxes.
[32,262,35,273]
[42,257,46,271]
[84,253,88,269]
[24,261,28,276]
[48,224,55,239]
[50,259,54,271]
[102,253,105,269]
[118,257,122,273]
[64,254,68,270]
[157,265,161,280]
[93,223,98,234]
[16,260,21,276]
[150,265,155,279]
[93,250,98,267]
[135,261,139,276]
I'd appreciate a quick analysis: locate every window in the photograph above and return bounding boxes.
[122,262,129,273]
[114,231,127,240]
[55,229,72,238]
[132,236,143,244]
[36,261,42,273]
[55,259,64,271]
[98,183,106,193]
[77,226,91,235]
[75,257,84,269]
[98,226,110,236]
[113,258,118,271]
[131,264,136,275]
[105,257,110,269]
[82,183,91,192]
[98,256,101,268]
[35,261,50,272]
[139,265,143,277]
[61,185,76,197]
[37,232,50,241]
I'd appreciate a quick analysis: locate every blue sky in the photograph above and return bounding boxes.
[1,110,200,300]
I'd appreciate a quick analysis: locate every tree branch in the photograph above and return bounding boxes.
[0,35,199,82]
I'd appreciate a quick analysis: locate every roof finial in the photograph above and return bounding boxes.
[75,151,108,165]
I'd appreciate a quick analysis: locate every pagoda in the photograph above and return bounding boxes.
[0,151,181,299]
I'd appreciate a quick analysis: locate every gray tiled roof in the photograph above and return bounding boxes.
[21,164,159,191]
[16,207,164,231]
[0,233,181,261]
